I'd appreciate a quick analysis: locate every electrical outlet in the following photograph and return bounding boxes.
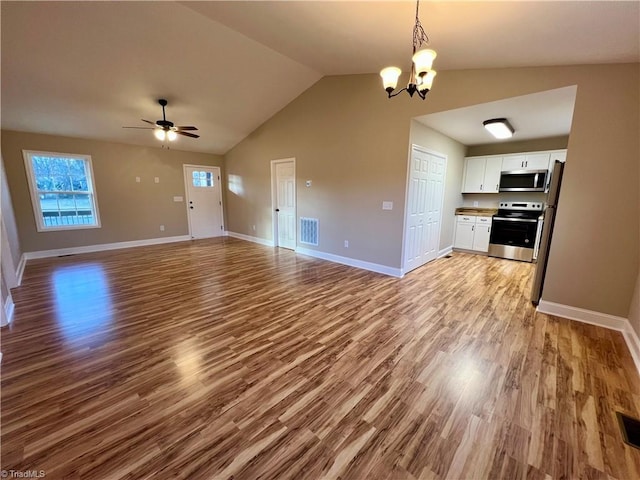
[135,176,141,183]
[473,201,479,207]
[160,225,165,231]
[154,177,160,184]
[344,240,349,248]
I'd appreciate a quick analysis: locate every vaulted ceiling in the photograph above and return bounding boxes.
[2,1,638,154]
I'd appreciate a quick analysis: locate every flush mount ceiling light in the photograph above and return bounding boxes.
[380,0,437,100]
[483,118,515,139]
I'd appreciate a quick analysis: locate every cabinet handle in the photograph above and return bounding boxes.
[480,184,483,191]
[496,184,498,191]
[472,225,475,231]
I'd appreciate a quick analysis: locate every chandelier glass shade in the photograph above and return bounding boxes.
[380,0,437,100]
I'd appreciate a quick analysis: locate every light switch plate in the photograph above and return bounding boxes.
[173,196,183,202]
[154,177,160,184]
[135,176,141,183]
[382,201,393,210]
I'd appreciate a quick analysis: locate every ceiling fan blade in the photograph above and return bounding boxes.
[123,126,154,129]
[176,131,200,139]
[175,126,198,131]
[141,119,156,126]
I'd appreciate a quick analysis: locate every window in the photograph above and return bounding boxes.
[192,170,214,188]
[23,150,101,231]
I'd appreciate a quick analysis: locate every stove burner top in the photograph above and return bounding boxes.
[494,201,544,220]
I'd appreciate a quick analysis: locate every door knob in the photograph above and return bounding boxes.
[275,208,280,212]
[190,206,194,209]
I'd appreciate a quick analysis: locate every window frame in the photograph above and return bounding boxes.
[22,150,102,232]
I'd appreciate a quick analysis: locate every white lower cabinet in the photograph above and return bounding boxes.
[454,216,476,250]
[472,217,492,252]
[454,215,492,253]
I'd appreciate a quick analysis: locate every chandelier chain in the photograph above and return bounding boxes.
[412,0,429,53]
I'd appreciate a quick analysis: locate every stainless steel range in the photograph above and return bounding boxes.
[488,202,544,262]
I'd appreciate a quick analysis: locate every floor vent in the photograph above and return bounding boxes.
[617,412,640,449]
[300,217,319,246]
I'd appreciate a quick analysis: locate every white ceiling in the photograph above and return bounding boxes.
[415,86,578,146]
[1,1,638,154]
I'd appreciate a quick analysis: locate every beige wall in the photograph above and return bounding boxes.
[409,120,466,251]
[467,136,569,156]
[1,130,224,252]
[629,273,640,336]
[224,64,639,318]
[1,154,21,270]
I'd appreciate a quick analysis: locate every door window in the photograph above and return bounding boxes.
[192,171,214,188]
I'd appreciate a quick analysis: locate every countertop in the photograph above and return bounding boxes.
[454,207,498,217]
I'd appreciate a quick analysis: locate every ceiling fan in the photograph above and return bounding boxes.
[123,99,199,141]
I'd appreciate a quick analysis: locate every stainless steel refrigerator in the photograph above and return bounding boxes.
[531,160,565,304]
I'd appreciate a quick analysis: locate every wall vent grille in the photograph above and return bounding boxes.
[300,217,319,246]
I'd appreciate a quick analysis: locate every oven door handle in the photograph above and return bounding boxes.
[493,217,538,223]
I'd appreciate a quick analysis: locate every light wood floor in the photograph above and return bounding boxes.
[2,238,640,479]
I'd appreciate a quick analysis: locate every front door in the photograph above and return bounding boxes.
[184,165,223,238]
[404,146,446,273]
[272,159,296,250]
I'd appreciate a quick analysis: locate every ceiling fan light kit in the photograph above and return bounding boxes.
[123,98,200,142]
[380,0,437,100]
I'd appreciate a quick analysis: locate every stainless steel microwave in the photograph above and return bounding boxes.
[499,170,548,192]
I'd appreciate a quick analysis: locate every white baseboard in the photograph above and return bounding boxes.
[1,294,14,327]
[296,247,403,278]
[537,300,640,376]
[537,300,628,330]
[23,235,192,261]
[622,327,640,379]
[226,231,274,247]
[16,254,26,286]
[438,246,453,258]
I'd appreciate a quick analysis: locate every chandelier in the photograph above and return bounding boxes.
[380,0,437,100]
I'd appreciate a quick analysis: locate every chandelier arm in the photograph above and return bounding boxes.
[387,87,409,99]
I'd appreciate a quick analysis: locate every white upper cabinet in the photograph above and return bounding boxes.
[501,155,526,171]
[463,150,566,193]
[524,153,551,170]
[483,157,502,193]
[502,153,550,171]
[549,150,567,166]
[462,156,502,193]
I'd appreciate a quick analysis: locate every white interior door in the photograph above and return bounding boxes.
[404,146,446,273]
[272,159,296,250]
[184,165,223,239]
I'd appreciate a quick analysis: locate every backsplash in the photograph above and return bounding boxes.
[462,192,547,208]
